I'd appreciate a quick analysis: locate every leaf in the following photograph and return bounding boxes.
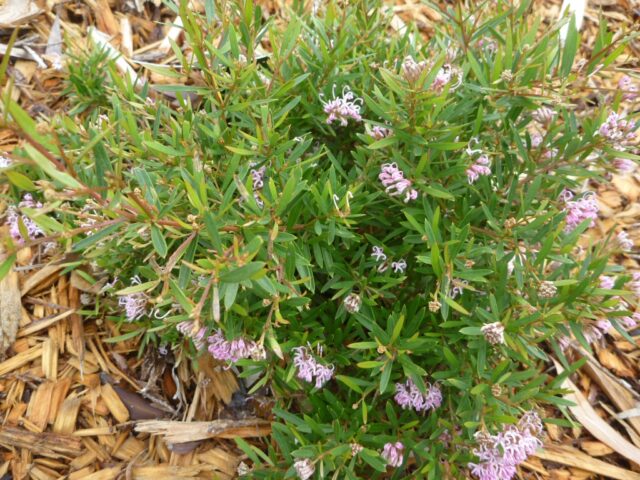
[0,254,16,283]
[5,171,35,190]
[225,145,255,156]
[151,225,168,258]
[423,185,454,200]
[266,327,283,360]
[104,329,144,343]
[336,375,363,394]
[24,144,82,189]
[143,140,186,157]
[560,16,579,77]
[445,297,470,315]
[459,326,482,335]
[368,136,397,150]
[360,449,387,472]
[220,262,266,282]
[357,361,384,369]
[379,361,392,393]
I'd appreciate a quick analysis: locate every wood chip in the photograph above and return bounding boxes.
[0,427,82,457]
[0,253,21,356]
[17,308,74,338]
[0,0,42,27]
[100,383,130,423]
[0,344,42,375]
[134,418,271,444]
[555,358,640,465]
[53,394,82,434]
[535,443,640,480]
[26,381,55,431]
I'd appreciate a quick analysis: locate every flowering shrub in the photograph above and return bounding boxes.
[1,0,638,478]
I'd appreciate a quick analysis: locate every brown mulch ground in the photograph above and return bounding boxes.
[1,1,640,479]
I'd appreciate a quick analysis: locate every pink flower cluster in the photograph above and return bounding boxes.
[381,441,404,468]
[619,75,638,102]
[371,246,406,274]
[628,272,640,297]
[599,112,636,148]
[293,346,335,388]
[118,276,148,322]
[469,411,543,480]
[613,157,636,173]
[560,190,599,233]
[466,155,491,184]
[379,163,418,202]
[293,459,315,480]
[465,138,491,184]
[401,56,461,91]
[7,194,44,243]
[370,125,391,140]
[432,64,462,91]
[176,321,207,350]
[401,56,429,83]
[582,319,612,345]
[207,329,265,363]
[621,311,640,329]
[250,165,266,208]
[394,378,442,413]
[599,275,615,290]
[321,85,363,126]
[532,106,555,125]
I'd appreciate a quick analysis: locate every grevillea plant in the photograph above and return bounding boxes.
[1,0,639,478]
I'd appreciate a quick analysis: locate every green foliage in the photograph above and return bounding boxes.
[1,0,637,478]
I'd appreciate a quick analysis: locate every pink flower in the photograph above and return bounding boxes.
[619,75,638,101]
[451,279,469,298]
[293,459,315,480]
[599,275,615,289]
[394,378,442,413]
[613,158,635,173]
[207,330,264,363]
[599,112,636,149]
[391,259,407,274]
[530,132,543,149]
[596,319,612,335]
[432,64,461,91]
[466,155,491,184]
[371,246,387,262]
[621,312,640,329]
[321,85,363,126]
[381,442,404,468]
[477,37,498,53]
[370,125,391,140]
[250,165,266,207]
[481,322,505,345]
[402,56,429,83]
[7,194,44,243]
[117,276,148,322]
[469,412,543,480]
[562,193,599,233]
[292,346,334,388]
[628,272,640,298]
[379,163,418,202]
[177,321,207,350]
[532,106,555,125]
